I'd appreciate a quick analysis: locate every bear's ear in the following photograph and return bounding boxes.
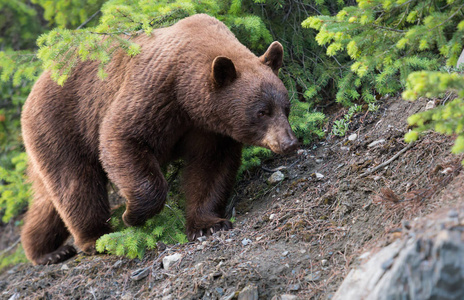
[211,56,237,87]
[259,41,283,75]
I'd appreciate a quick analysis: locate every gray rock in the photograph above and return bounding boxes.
[333,206,464,300]
[162,253,182,270]
[238,284,258,300]
[348,133,357,141]
[267,171,285,184]
[457,48,464,68]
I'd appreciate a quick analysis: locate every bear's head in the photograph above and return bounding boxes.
[210,41,299,154]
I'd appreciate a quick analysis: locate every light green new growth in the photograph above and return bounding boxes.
[0,153,30,223]
[96,200,187,259]
[403,71,464,162]
[303,0,463,106]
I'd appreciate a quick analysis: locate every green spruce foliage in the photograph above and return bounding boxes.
[303,0,463,135]
[96,198,187,259]
[0,152,30,223]
[403,70,464,161]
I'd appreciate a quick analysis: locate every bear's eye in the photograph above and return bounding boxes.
[257,110,268,118]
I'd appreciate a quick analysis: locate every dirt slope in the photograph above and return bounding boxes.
[1,96,463,299]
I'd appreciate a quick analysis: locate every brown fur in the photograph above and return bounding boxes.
[21,14,298,265]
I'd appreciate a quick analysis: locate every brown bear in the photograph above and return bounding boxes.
[21,14,298,265]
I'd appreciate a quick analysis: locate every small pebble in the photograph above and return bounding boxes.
[321,259,328,266]
[267,171,285,184]
[348,133,357,141]
[441,167,454,175]
[61,264,69,270]
[288,283,300,291]
[269,214,277,220]
[368,139,385,148]
[242,238,252,246]
[281,294,298,300]
[425,100,436,110]
[215,287,224,296]
[315,172,324,179]
[197,236,207,242]
[163,253,182,270]
[282,251,289,257]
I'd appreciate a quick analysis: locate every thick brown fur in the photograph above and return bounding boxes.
[21,14,298,265]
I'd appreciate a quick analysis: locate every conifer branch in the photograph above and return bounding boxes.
[430,3,464,31]
[76,10,101,30]
[372,25,406,33]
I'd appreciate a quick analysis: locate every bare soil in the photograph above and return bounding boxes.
[1,96,463,299]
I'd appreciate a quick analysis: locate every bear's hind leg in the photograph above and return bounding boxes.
[49,164,112,256]
[22,176,76,265]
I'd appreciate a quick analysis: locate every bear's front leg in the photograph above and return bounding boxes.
[181,131,242,241]
[100,126,168,227]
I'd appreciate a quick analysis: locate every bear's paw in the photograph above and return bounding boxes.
[35,245,77,265]
[187,219,233,241]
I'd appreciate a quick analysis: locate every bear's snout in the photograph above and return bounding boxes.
[279,129,299,153]
[262,121,299,154]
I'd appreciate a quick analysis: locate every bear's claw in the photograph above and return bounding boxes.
[35,245,77,265]
[188,220,233,241]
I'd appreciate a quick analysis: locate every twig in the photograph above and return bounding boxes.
[261,160,299,173]
[430,3,464,31]
[372,24,407,33]
[0,238,21,256]
[359,142,415,178]
[76,10,101,30]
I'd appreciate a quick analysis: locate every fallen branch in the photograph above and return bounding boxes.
[0,238,20,256]
[262,160,299,173]
[359,142,415,178]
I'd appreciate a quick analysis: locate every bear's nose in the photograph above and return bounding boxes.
[280,131,299,153]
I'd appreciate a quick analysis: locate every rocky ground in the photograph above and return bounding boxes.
[1,95,463,299]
